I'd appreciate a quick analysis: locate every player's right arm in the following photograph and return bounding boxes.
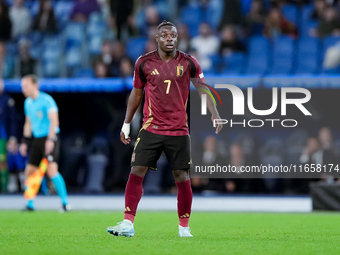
[121,88,143,144]
[19,116,32,156]
[121,57,146,144]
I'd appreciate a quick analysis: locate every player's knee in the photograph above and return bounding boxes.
[173,169,190,182]
[131,166,148,177]
[46,163,58,178]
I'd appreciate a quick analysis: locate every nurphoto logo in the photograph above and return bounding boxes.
[200,84,312,128]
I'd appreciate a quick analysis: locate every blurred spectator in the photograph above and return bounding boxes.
[0,1,12,42]
[224,143,248,193]
[300,128,337,181]
[144,26,159,53]
[218,0,243,29]
[145,6,160,27]
[188,49,199,61]
[285,129,309,165]
[219,25,246,56]
[148,26,158,40]
[144,39,158,53]
[93,39,113,69]
[96,0,115,40]
[110,40,126,77]
[32,0,57,33]
[318,127,335,153]
[259,138,284,193]
[197,0,223,29]
[190,176,209,194]
[119,57,133,77]
[177,23,191,52]
[70,0,101,23]
[16,39,37,77]
[287,136,321,194]
[202,136,220,164]
[316,127,337,180]
[191,23,219,70]
[245,0,266,35]
[311,0,326,20]
[0,79,17,193]
[0,43,15,78]
[139,6,161,37]
[300,137,320,164]
[263,7,298,38]
[311,6,340,37]
[323,40,340,70]
[6,137,26,193]
[94,60,110,78]
[9,0,32,38]
[98,0,110,21]
[109,0,134,40]
[93,40,131,77]
[191,136,223,193]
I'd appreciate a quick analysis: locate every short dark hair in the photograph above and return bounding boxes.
[23,74,39,85]
[157,20,175,30]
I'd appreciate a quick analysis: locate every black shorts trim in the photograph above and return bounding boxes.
[28,134,60,167]
[131,129,191,171]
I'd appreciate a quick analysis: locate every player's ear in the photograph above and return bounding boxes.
[156,34,159,43]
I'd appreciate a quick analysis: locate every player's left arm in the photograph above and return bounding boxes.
[190,57,222,134]
[197,87,222,134]
[45,99,59,155]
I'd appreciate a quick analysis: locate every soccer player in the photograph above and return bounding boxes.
[19,75,70,212]
[107,21,222,237]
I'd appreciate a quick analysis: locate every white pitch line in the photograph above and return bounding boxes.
[0,195,312,212]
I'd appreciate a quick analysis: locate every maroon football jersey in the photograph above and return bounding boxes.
[133,50,205,136]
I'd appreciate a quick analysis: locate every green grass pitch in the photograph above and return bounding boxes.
[1,211,340,255]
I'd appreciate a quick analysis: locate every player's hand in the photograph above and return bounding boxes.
[45,139,55,155]
[120,132,131,144]
[121,123,131,145]
[212,115,223,134]
[19,143,28,156]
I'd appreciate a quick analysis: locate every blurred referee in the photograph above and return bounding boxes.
[19,75,70,212]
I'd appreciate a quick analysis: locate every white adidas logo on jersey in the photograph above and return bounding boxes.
[150,69,159,75]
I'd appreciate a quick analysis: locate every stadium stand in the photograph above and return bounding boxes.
[0,0,340,77]
[222,52,246,74]
[126,37,148,62]
[270,36,295,74]
[281,4,298,24]
[245,35,270,75]
[296,36,320,74]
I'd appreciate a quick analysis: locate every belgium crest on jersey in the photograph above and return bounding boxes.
[176,65,183,77]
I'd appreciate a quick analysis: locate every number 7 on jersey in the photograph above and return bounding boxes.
[164,80,171,94]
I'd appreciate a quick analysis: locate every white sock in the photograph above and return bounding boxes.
[123,219,133,225]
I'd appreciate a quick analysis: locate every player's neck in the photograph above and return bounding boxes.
[157,49,176,62]
[31,90,39,100]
